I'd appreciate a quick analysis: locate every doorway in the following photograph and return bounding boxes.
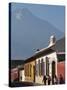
[46,57,49,76]
[52,61,56,78]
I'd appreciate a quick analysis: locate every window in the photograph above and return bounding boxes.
[35,61,39,76]
[26,65,28,76]
[57,54,65,62]
[25,65,27,76]
[40,62,41,76]
[38,60,40,76]
[30,64,32,77]
[52,61,55,78]
[41,59,44,75]
[38,60,41,76]
[27,64,29,76]
[28,64,29,77]
[24,66,26,76]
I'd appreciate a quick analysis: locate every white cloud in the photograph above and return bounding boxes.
[16,11,22,20]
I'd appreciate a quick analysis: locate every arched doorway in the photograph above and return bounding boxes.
[52,61,56,78]
[46,57,49,76]
[52,61,56,84]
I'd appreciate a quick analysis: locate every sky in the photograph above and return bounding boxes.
[11,3,65,32]
[10,3,65,60]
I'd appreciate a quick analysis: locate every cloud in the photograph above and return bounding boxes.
[16,11,22,20]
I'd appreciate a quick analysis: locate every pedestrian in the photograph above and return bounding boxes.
[48,75,51,85]
[52,76,54,85]
[43,75,47,85]
[59,74,65,84]
[53,75,58,84]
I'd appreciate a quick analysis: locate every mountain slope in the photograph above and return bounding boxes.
[11,8,64,59]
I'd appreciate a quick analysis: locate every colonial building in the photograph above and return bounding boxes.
[11,67,19,82]
[24,57,35,82]
[24,36,65,84]
[11,60,24,82]
[24,35,57,84]
[18,65,25,82]
[35,35,57,84]
[55,37,65,80]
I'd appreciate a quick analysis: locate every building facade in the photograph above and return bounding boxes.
[19,66,25,82]
[35,49,57,84]
[11,68,19,82]
[57,52,65,80]
[56,37,65,81]
[24,36,65,84]
[24,58,35,82]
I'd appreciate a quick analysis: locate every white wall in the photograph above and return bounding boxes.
[19,70,25,81]
[35,51,58,84]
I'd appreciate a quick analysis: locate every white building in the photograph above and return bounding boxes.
[35,35,58,84]
[19,69,25,81]
[18,65,25,82]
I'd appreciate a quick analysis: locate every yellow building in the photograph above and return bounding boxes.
[24,56,36,82]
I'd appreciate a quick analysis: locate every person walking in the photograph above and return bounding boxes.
[53,75,58,84]
[52,76,54,85]
[43,75,47,85]
[48,75,51,85]
[59,74,65,84]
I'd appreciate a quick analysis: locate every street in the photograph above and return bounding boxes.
[10,81,42,87]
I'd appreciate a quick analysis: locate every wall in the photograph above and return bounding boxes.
[57,61,65,80]
[19,70,25,81]
[11,68,18,82]
[24,60,35,82]
[35,51,57,84]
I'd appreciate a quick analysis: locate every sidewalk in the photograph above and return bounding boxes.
[10,80,53,87]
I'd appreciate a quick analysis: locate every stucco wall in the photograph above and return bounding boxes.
[57,61,65,80]
[35,51,57,84]
[19,70,25,81]
[11,68,18,82]
[24,61,35,82]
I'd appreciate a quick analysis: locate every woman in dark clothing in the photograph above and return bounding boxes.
[59,74,65,84]
[52,76,54,85]
[43,75,47,85]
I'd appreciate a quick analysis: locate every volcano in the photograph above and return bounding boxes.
[11,8,64,60]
